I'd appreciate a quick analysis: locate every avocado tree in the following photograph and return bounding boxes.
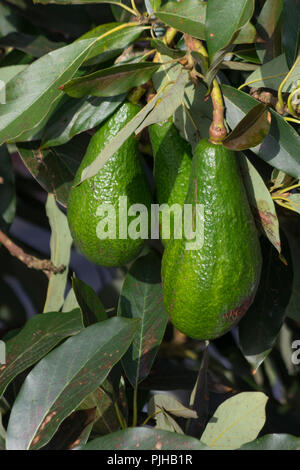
[0,0,300,451]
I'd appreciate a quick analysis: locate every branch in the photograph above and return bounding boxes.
[0,230,65,278]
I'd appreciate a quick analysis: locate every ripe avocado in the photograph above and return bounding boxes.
[67,102,152,267]
[149,117,192,244]
[161,139,262,340]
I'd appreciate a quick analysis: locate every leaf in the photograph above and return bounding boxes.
[81,427,208,450]
[255,0,283,62]
[118,252,168,387]
[0,144,16,232]
[0,65,28,84]
[62,288,80,313]
[205,0,255,61]
[148,394,197,420]
[43,195,73,313]
[135,70,189,134]
[201,392,268,449]
[151,39,185,59]
[282,215,300,322]
[41,94,126,148]
[239,153,281,253]
[156,0,256,45]
[238,235,293,371]
[0,309,83,397]
[240,433,300,450]
[282,0,300,68]
[156,0,207,39]
[0,412,5,450]
[242,54,300,91]
[17,135,89,207]
[0,32,66,58]
[222,85,300,178]
[78,84,173,183]
[0,39,94,145]
[61,63,161,98]
[72,277,107,327]
[223,103,271,151]
[6,316,139,450]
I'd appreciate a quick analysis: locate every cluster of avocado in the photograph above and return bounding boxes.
[67,102,262,341]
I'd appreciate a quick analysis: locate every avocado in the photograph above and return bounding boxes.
[67,102,152,267]
[161,139,262,340]
[149,117,192,244]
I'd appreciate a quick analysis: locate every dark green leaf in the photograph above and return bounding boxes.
[156,0,256,45]
[0,309,83,398]
[255,0,283,62]
[241,433,300,450]
[282,215,300,322]
[41,94,126,148]
[0,33,66,58]
[239,235,293,371]
[205,0,255,60]
[0,145,16,232]
[222,85,300,178]
[151,39,185,59]
[17,135,89,206]
[72,277,107,327]
[283,0,300,68]
[61,63,161,98]
[6,316,139,450]
[118,252,168,387]
[223,103,271,151]
[81,427,208,450]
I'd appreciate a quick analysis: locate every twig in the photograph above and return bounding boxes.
[0,229,65,278]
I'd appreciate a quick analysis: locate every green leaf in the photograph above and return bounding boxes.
[255,0,283,62]
[201,392,268,449]
[239,235,293,371]
[0,65,27,84]
[0,32,66,58]
[240,433,300,450]
[0,39,94,145]
[222,85,300,178]
[283,0,300,68]
[61,63,161,98]
[156,0,256,44]
[0,309,83,398]
[151,39,185,59]
[282,215,300,322]
[135,70,189,134]
[41,94,126,148]
[223,103,271,151]
[17,136,88,207]
[0,145,16,232]
[242,53,300,91]
[79,83,174,183]
[156,0,206,39]
[148,394,197,428]
[205,0,255,61]
[6,316,139,450]
[72,277,107,327]
[81,427,208,450]
[0,412,5,450]
[62,288,80,313]
[239,154,281,253]
[118,252,168,388]
[43,195,73,312]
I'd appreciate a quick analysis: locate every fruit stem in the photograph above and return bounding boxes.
[132,384,138,427]
[184,35,227,144]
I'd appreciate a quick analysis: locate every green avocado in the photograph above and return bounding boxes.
[149,118,192,245]
[161,139,262,340]
[67,102,152,267]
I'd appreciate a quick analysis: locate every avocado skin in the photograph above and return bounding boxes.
[149,118,192,244]
[162,139,262,340]
[67,102,152,267]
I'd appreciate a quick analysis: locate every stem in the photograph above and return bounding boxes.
[131,0,140,16]
[109,1,138,16]
[0,229,65,278]
[141,409,164,426]
[287,87,300,117]
[284,117,300,124]
[184,35,226,143]
[127,84,147,104]
[132,384,138,427]
[277,55,300,113]
[114,402,127,430]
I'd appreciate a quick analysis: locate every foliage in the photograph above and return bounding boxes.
[0,0,299,450]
